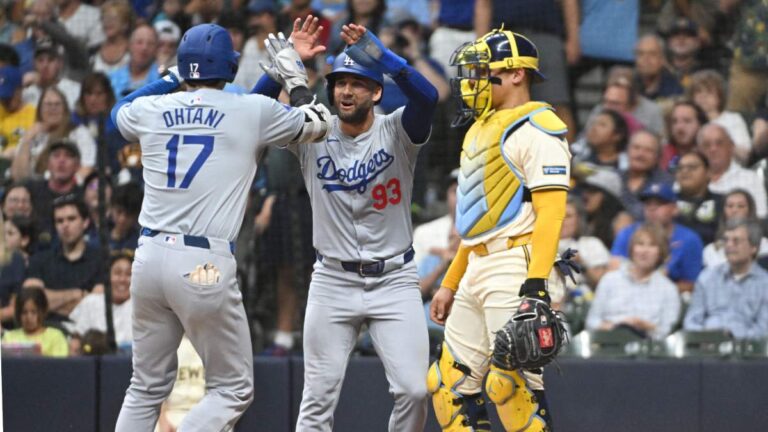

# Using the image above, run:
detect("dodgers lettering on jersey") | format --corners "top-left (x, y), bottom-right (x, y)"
top-left (115, 88), bottom-right (306, 241)
top-left (286, 107), bottom-right (425, 262)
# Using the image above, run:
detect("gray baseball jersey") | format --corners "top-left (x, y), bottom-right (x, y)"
top-left (116, 88), bottom-right (306, 241)
top-left (286, 107), bottom-right (423, 262)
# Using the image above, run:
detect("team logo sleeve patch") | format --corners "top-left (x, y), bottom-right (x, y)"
top-left (542, 166), bottom-right (567, 175)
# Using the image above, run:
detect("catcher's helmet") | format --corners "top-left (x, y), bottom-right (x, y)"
top-left (449, 29), bottom-right (544, 127)
top-left (177, 24), bottom-right (240, 82)
top-left (325, 53), bottom-right (383, 105)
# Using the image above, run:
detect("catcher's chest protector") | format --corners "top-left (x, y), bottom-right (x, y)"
top-left (456, 101), bottom-right (552, 239)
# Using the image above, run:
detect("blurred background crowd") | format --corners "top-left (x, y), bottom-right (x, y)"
top-left (0, 0), bottom-right (767, 362)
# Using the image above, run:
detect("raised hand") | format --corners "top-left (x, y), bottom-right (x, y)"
top-left (340, 23), bottom-right (367, 46)
top-left (290, 15), bottom-right (326, 61)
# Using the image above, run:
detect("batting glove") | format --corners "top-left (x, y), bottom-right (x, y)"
top-left (164, 65), bottom-right (184, 85)
top-left (263, 32), bottom-right (309, 94)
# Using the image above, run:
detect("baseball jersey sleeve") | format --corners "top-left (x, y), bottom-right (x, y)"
top-left (504, 123), bottom-right (570, 192)
top-left (256, 96), bottom-right (307, 149)
top-left (114, 98), bottom-right (147, 142)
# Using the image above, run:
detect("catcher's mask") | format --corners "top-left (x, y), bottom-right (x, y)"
top-left (449, 29), bottom-right (546, 127)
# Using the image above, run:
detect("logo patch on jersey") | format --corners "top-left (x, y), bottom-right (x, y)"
top-left (189, 63), bottom-right (200, 79)
top-left (542, 165), bottom-right (566, 175)
top-left (164, 235), bottom-right (177, 245)
top-left (316, 149), bottom-right (394, 193)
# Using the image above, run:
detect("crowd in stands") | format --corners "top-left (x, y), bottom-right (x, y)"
top-left (0, 0), bottom-right (768, 359)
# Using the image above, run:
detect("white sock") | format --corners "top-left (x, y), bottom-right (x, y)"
top-left (274, 331), bottom-right (294, 350)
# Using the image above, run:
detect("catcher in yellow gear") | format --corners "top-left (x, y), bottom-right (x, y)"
top-left (427, 29), bottom-right (571, 432)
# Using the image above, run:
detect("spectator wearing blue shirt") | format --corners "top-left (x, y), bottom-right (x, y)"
top-left (684, 219), bottom-right (768, 340)
top-left (611, 181), bottom-right (703, 294)
top-left (109, 25), bottom-right (160, 99)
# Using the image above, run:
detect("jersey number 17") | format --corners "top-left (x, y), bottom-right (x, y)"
top-left (165, 134), bottom-right (214, 189)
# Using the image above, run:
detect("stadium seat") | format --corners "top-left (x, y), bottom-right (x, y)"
top-left (568, 328), bottom-right (649, 358)
top-left (650, 330), bottom-right (734, 359)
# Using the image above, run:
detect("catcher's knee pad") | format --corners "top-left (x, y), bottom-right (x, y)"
top-left (427, 342), bottom-right (491, 431)
top-left (485, 365), bottom-right (549, 432)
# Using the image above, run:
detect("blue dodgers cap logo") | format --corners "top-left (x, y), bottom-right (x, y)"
top-left (542, 166), bottom-right (567, 175)
top-left (639, 181), bottom-right (676, 202)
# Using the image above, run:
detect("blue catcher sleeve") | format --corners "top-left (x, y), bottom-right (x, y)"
top-left (110, 74), bottom-right (180, 126)
top-left (394, 64), bottom-right (438, 143)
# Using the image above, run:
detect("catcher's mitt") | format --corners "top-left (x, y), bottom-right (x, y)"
top-left (492, 298), bottom-right (567, 370)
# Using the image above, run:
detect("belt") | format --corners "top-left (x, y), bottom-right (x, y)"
top-left (316, 247), bottom-right (415, 277)
top-left (468, 233), bottom-right (532, 257)
top-left (140, 228), bottom-right (235, 254)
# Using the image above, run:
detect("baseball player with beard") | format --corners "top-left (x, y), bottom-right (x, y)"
top-left (256, 19), bottom-right (438, 431)
top-left (111, 23), bottom-right (330, 432)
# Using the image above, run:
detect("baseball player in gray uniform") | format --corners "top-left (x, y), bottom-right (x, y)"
top-left (257, 22), bottom-right (438, 431)
top-left (110, 24), bottom-right (330, 432)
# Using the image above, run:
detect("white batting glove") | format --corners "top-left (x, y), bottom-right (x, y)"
top-left (264, 32), bottom-right (309, 93)
top-left (164, 65), bottom-right (184, 85)
top-left (186, 263), bottom-right (221, 286)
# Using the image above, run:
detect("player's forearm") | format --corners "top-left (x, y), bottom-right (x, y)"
top-left (441, 244), bottom-right (470, 292)
top-left (394, 64), bottom-right (438, 143)
top-left (527, 190), bottom-right (567, 280)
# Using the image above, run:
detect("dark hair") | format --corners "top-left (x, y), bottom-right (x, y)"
top-left (347, 0), bottom-right (386, 36)
top-left (669, 100), bottom-right (708, 128)
top-left (678, 149), bottom-right (710, 170)
top-left (2, 182), bottom-right (31, 208)
top-left (110, 249), bottom-right (134, 266)
top-left (14, 287), bottom-right (48, 327)
top-left (585, 191), bottom-right (626, 248)
top-left (598, 108), bottom-right (630, 152)
top-left (0, 43), bottom-right (20, 66)
top-left (8, 215), bottom-right (36, 253)
top-left (110, 182), bottom-right (143, 217)
top-left (52, 194), bottom-right (89, 220)
top-left (75, 72), bottom-right (116, 118)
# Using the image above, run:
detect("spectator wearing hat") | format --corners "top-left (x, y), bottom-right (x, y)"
top-left (91, 0), bottom-right (134, 74)
top-left (684, 218), bottom-right (768, 339)
top-left (698, 122), bottom-right (768, 218)
top-left (23, 139), bottom-right (83, 248)
top-left (22, 41), bottom-right (81, 110)
top-left (661, 99), bottom-right (708, 170)
top-left (620, 129), bottom-right (673, 220)
top-left (109, 24), bottom-right (160, 98)
top-left (0, 66), bottom-right (36, 159)
top-left (611, 181), bottom-right (704, 293)
top-left (580, 168), bottom-right (633, 249)
top-left (23, 194), bottom-right (104, 323)
top-left (57, 0), bottom-right (105, 49)
top-left (232, 0), bottom-right (278, 91)
top-left (634, 33), bottom-right (684, 108)
top-left (675, 150), bottom-right (723, 245)
top-left (11, 86), bottom-right (97, 181)
top-left (665, 17), bottom-right (704, 89)
top-left (153, 20), bottom-right (181, 74)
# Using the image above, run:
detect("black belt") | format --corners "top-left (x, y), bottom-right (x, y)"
top-left (140, 228), bottom-right (235, 254)
top-left (317, 247), bottom-right (415, 277)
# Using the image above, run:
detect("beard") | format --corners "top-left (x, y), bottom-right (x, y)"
top-left (336, 98), bottom-right (374, 125)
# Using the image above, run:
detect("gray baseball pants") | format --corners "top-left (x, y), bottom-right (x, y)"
top-left (115, 233), bottom-right (254, 432)
top-left (296, 259), bottom-right (430, 432)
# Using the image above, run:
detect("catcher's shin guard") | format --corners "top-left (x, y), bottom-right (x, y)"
top-left (485, 365), bottom-right (549, 432)
top-left (427, 342), bottom-right (491, 431)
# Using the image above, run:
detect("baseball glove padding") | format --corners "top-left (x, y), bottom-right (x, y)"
top-left (492, 298), bottom-right (567, 370)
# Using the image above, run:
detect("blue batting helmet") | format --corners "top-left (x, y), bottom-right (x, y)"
top-left (177, 24), bottom-right (240, 82)
top-left (325, 53), bottom-right (383, 105)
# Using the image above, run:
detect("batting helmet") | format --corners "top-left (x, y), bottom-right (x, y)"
top-left (325, 53), bottom-right (384, 105)
top-left (449, 29), bottom-right (545, 126)
top-left (177, 24), bottom-right (240, 82)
